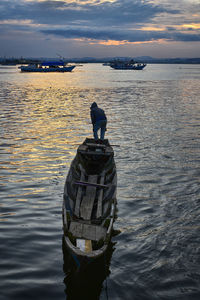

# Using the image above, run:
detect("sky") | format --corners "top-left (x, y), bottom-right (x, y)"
top-left (0, 0), bottom-right (200, 58)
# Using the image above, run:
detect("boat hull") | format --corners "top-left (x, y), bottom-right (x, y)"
top-left (110, 64), bottom-right (146, 70)
top-left (63, 197), bottom-right (117, 266)
top-left (20, 65), bottom-right (75, 72)
top-left (62, 138), bottom-right (117, 267)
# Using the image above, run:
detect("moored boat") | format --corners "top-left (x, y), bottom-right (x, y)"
top-left (19, 61), bottom-right (75, 72)
top-left (63, 138), bottom-right (117, 267)
top-left (110, 59), bottom-right (146, 70)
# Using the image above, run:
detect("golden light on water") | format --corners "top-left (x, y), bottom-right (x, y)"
top-left (2, 71), bottom-right (93, 205)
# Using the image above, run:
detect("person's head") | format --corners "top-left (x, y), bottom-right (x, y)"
top-left (90, 102), bottom-right (98, 109)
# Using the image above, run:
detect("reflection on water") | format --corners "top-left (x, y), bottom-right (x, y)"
top-left (62, 237), bottom-right (116, 300)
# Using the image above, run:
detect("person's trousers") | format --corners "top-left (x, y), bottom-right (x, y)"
top-left (93, 120), bottom-right (107, 140)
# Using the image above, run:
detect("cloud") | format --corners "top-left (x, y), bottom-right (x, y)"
top-left (0, 0), bottom-right (184, 40)
top-left (0, 0), bottom-right (199, 57)
top-left (172, 32), bottom-right (200, 42)
top-left (41, 27), bottom-right (200, 43)
top-left (0, 0), bottom-right (177, 27)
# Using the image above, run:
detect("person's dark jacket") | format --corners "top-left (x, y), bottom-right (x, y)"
top-left (90, 102), bottom-right (107, 125)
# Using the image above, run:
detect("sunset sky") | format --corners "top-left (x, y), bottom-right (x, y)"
top-left (0, 0), bottom-right (200, 58)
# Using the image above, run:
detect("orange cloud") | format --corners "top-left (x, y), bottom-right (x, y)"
top-left (182, 23), bottom-right (200, 29)
top-left (86, 38), bottom-right (167, 46)
top-left (140, 26), bottom-right (165, 31)
top-left (97, 40), bottom-right (129, 45)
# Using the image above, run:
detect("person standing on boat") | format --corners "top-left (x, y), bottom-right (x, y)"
top-left (90, 102), bottom-right (107, 142)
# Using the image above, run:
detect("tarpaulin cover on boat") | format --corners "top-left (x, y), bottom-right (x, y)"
top-left (41, 61), bottom-right (65, 66)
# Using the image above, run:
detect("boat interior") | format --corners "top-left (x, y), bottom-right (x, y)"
top-left (63, 139), bottom-right (117, 252)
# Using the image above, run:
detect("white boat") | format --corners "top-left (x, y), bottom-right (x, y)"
top-left (19, 61), bottom-right (75, 72)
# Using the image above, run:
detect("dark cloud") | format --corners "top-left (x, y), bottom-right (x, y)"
top-left (41, 27), bottom-right (200, 43)
top-left (172, 32), bottom-right (200, 42)
top-left (0, 0), bottom-right (177, 26)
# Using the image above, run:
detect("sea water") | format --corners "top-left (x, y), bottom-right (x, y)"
top-left (0, 63), bottom-right (200, 300)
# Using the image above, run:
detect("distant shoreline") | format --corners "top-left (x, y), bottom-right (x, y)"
top-left (0, 57), bottom-right (200, 65)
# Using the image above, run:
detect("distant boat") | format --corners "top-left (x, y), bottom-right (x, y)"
top-left (63, 138), bottom-right (117, 268)
top-left (110, 59), bottom-right (146, 70)
top-left (19, 61), bottom-right (76, 72)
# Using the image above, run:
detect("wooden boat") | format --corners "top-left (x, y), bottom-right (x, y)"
top-left (19, 61), bottom-right (75, 72)
top-left (63, 138), bottom-right (117, 267)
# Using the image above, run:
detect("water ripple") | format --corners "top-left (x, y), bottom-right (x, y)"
top-left (0, 64), bottom-right (200, 299)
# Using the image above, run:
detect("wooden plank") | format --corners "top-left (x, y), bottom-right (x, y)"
top-left (78, 150), bottom-right (110, 156)
top-left (70, 221), bottom-right (106, 241)
top-left (95, 226), bottom-right (106, 240)
top-left (74, 181), bottom-right (108, 188)
top-left (103, 201), bottom-right (110, 217)
top-left (80, 175), bottom-right (98, 220)
top-left (86, 143), bottom-right (106, 148)
top-left (82, 223), bottom-right (96, 240)
top-left (81, 224), bottom-right (106, 241)
top-left (70, 221), bottom-right (83, 237)
top-left (74, 165), bottom-right (85, 217)
top-left (96, 172), bottom-right (105, 218)
top-left (85, 240), bottom-right (92, 252)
